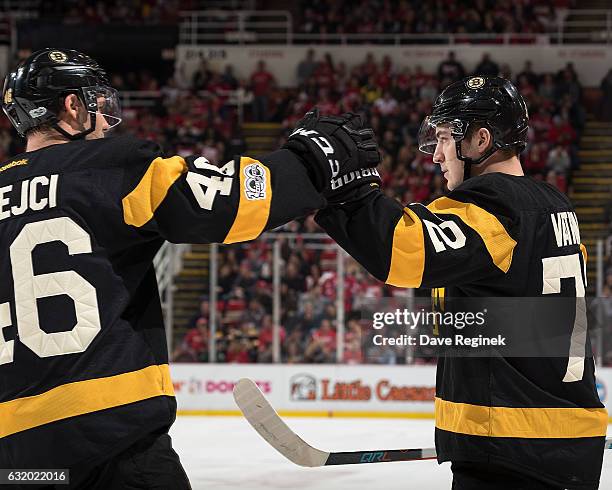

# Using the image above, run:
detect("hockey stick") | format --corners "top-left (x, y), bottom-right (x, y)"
top-left (233, 378), bottom-right (612, 467)
top-left (233, 378), bottom-right (436, 467)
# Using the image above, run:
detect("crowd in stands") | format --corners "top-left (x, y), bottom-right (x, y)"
top-left (298, 0), bottom-right (576, 39)
top-left (600, 207), bottom-right (612, 364)
top-left (38, 1), bottom-right (181, 24)
top-left (8, 0), bottom-right (575, 36)
top-left (14, 1), bottom-right (251, 24)
top-left (0, 66), bottom-right (250, 163)
top-left (589, 71), bottom-right (612, 364)
top-left (171, 235), bottom-right (414, 364)
top-left (168, 49), bottom-right (589, 364)
top-left (0, 46), bottom-right (603, 365)
top-left (284, 50), bottom-right (584, 193)
top-left (111, 67), bottom-right (248, 164)
top-left (605, 201), bottom-right (612, 299)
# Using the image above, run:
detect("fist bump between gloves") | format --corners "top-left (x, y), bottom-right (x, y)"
top-left (283, 108), bottom-right (382, 204)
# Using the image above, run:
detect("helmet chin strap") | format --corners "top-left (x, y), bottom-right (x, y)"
top-left (455, 140), bottom-right (498, 182)
top-left (51, 87), bottom-right (98, 141)
top-left (52, 114), bottom-right (96, 140)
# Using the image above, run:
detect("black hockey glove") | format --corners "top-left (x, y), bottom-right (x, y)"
top-left (283, 108), bottom-right (381, 193)
top-left (325, 166), bottom-right (383, 205)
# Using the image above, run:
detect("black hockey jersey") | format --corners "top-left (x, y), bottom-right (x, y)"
top-left (316, 172), bottom-right (608, 490)
top-left (0, 135), bottom-right (324, 476)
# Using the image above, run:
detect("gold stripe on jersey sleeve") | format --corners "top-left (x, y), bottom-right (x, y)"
top-left (0, 364), bottom-right (175, 438)
top-left (386, 207), bottom-right (425, 288)
top-left (223, 157), bottom-right (272, 244)
top-left (435, 397), bottom-right (608, 439)
top-left (427, 197), bottom-right (516, 273)
top-left (123, 156), bottom-right (187, 227)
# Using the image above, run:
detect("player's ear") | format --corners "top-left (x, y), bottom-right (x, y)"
top-left (61, 94), bottom-right (89, 129)
top-left (62, 94), bottom-right (80, 118)
top-left (476, 127), bottom-right (492, 155)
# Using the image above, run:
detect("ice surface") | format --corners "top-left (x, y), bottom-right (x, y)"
top-left (171, 417), bottom-right (612, 490)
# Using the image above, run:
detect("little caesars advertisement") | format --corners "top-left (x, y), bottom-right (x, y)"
top-left (170, 363), bottom-right (611, 416)
top-left (170, 364), bottom-right (437, 415)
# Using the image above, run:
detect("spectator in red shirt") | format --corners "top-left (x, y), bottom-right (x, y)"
top-left (547, 115), bottom-right (576, 147)
top-left (207, 73), bottom-right (231, 104)
top-left (412, 65), bottom-right (430, 90)
top-left (316, 88), bottom-right (340, 116)
top-left (411, 175), bottom-right (432, 203)
top-left (344, 319), bottom-right (364, 364)
top-left (257, 315), bottom-right (286, 362)
top-left (376, 55), bottom-right (393, 91)
top-left (172, 317), bottom-right (209, 362)
top-left (545, 169), bottom-right (567, 193)
top-left (530, 107), bottom-right (553, 142)
top-left (226, 339), bottom-right (251, 363)
top-left (523, 143), bottom-right (547, 176)
top-left (304, 319), bottom-right (337, 363)
top-left (314, 54), bottom-right (336, 91)
top-left (341, 77), bottom-right (362, 107)
top-left (250, 60), bottom-right (276, 122)
top-left (283, 101), bottom-right (307, 129)
top-left (312, 319), bottom-right (337, 350)
top-left (517, 74), bottom-right (536, 102)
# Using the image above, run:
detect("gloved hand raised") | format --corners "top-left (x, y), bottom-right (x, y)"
top-left (283, 108), bottom-right (381, 193)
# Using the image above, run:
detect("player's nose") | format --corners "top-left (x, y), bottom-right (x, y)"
top-left (433, 142), bottom-right (444, 165)
top-left (100, 115), bottom-right (110, 132)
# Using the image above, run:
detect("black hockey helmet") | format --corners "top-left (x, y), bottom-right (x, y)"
top-left (2, 48), bottom-right (121, 139)
top-left (418, 76), bottom-right (528, 178)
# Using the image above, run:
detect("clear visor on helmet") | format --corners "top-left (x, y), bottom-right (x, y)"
top-left (417, 116), bottom-right (468, 155)
top-left (89, 86), bottom-right (122, 129)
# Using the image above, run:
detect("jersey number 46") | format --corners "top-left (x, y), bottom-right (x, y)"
top-left (0, 217), bottom-right (101, 365)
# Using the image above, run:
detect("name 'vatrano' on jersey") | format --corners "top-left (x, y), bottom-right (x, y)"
top-left (550, 211), bottom-right (581, 248)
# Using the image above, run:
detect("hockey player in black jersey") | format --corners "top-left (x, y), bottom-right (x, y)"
top-left (0, 49), bottom-right (379, 488)
top-left (299, 77), bottom-right (609, 489)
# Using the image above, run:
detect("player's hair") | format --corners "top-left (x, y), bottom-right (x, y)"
top-left (464, 123), bottom-right (519, 160)
top-left (25, 95), bottom-right (73, 138)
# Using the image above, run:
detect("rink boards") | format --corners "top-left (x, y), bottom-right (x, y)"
top-left (170, 364), bottom-right (612, 420)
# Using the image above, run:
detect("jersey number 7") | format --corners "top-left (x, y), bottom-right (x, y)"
top-left (542, 253), bottom-right (587, 383)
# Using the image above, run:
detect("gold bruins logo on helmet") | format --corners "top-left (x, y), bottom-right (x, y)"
top-left (3, 88), bottom-right (12, 105)
top-left (48, 51), bottom-right (68, 63)
top-left (466, 77), bottom-right (485, 89)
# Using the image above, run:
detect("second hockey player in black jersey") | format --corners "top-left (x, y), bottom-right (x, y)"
top-left (0, 49), bottom-right (379, 488)
top-left (306, 77), bottom-right (609, 489)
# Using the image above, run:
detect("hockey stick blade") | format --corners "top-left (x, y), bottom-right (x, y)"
top-left (234, 379), bottom-right (612, 466)
top-left (233, 378), bottom-right (437, 467)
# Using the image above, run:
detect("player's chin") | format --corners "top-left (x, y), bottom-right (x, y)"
top-left (85, 131), bottom-right (106, 140)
